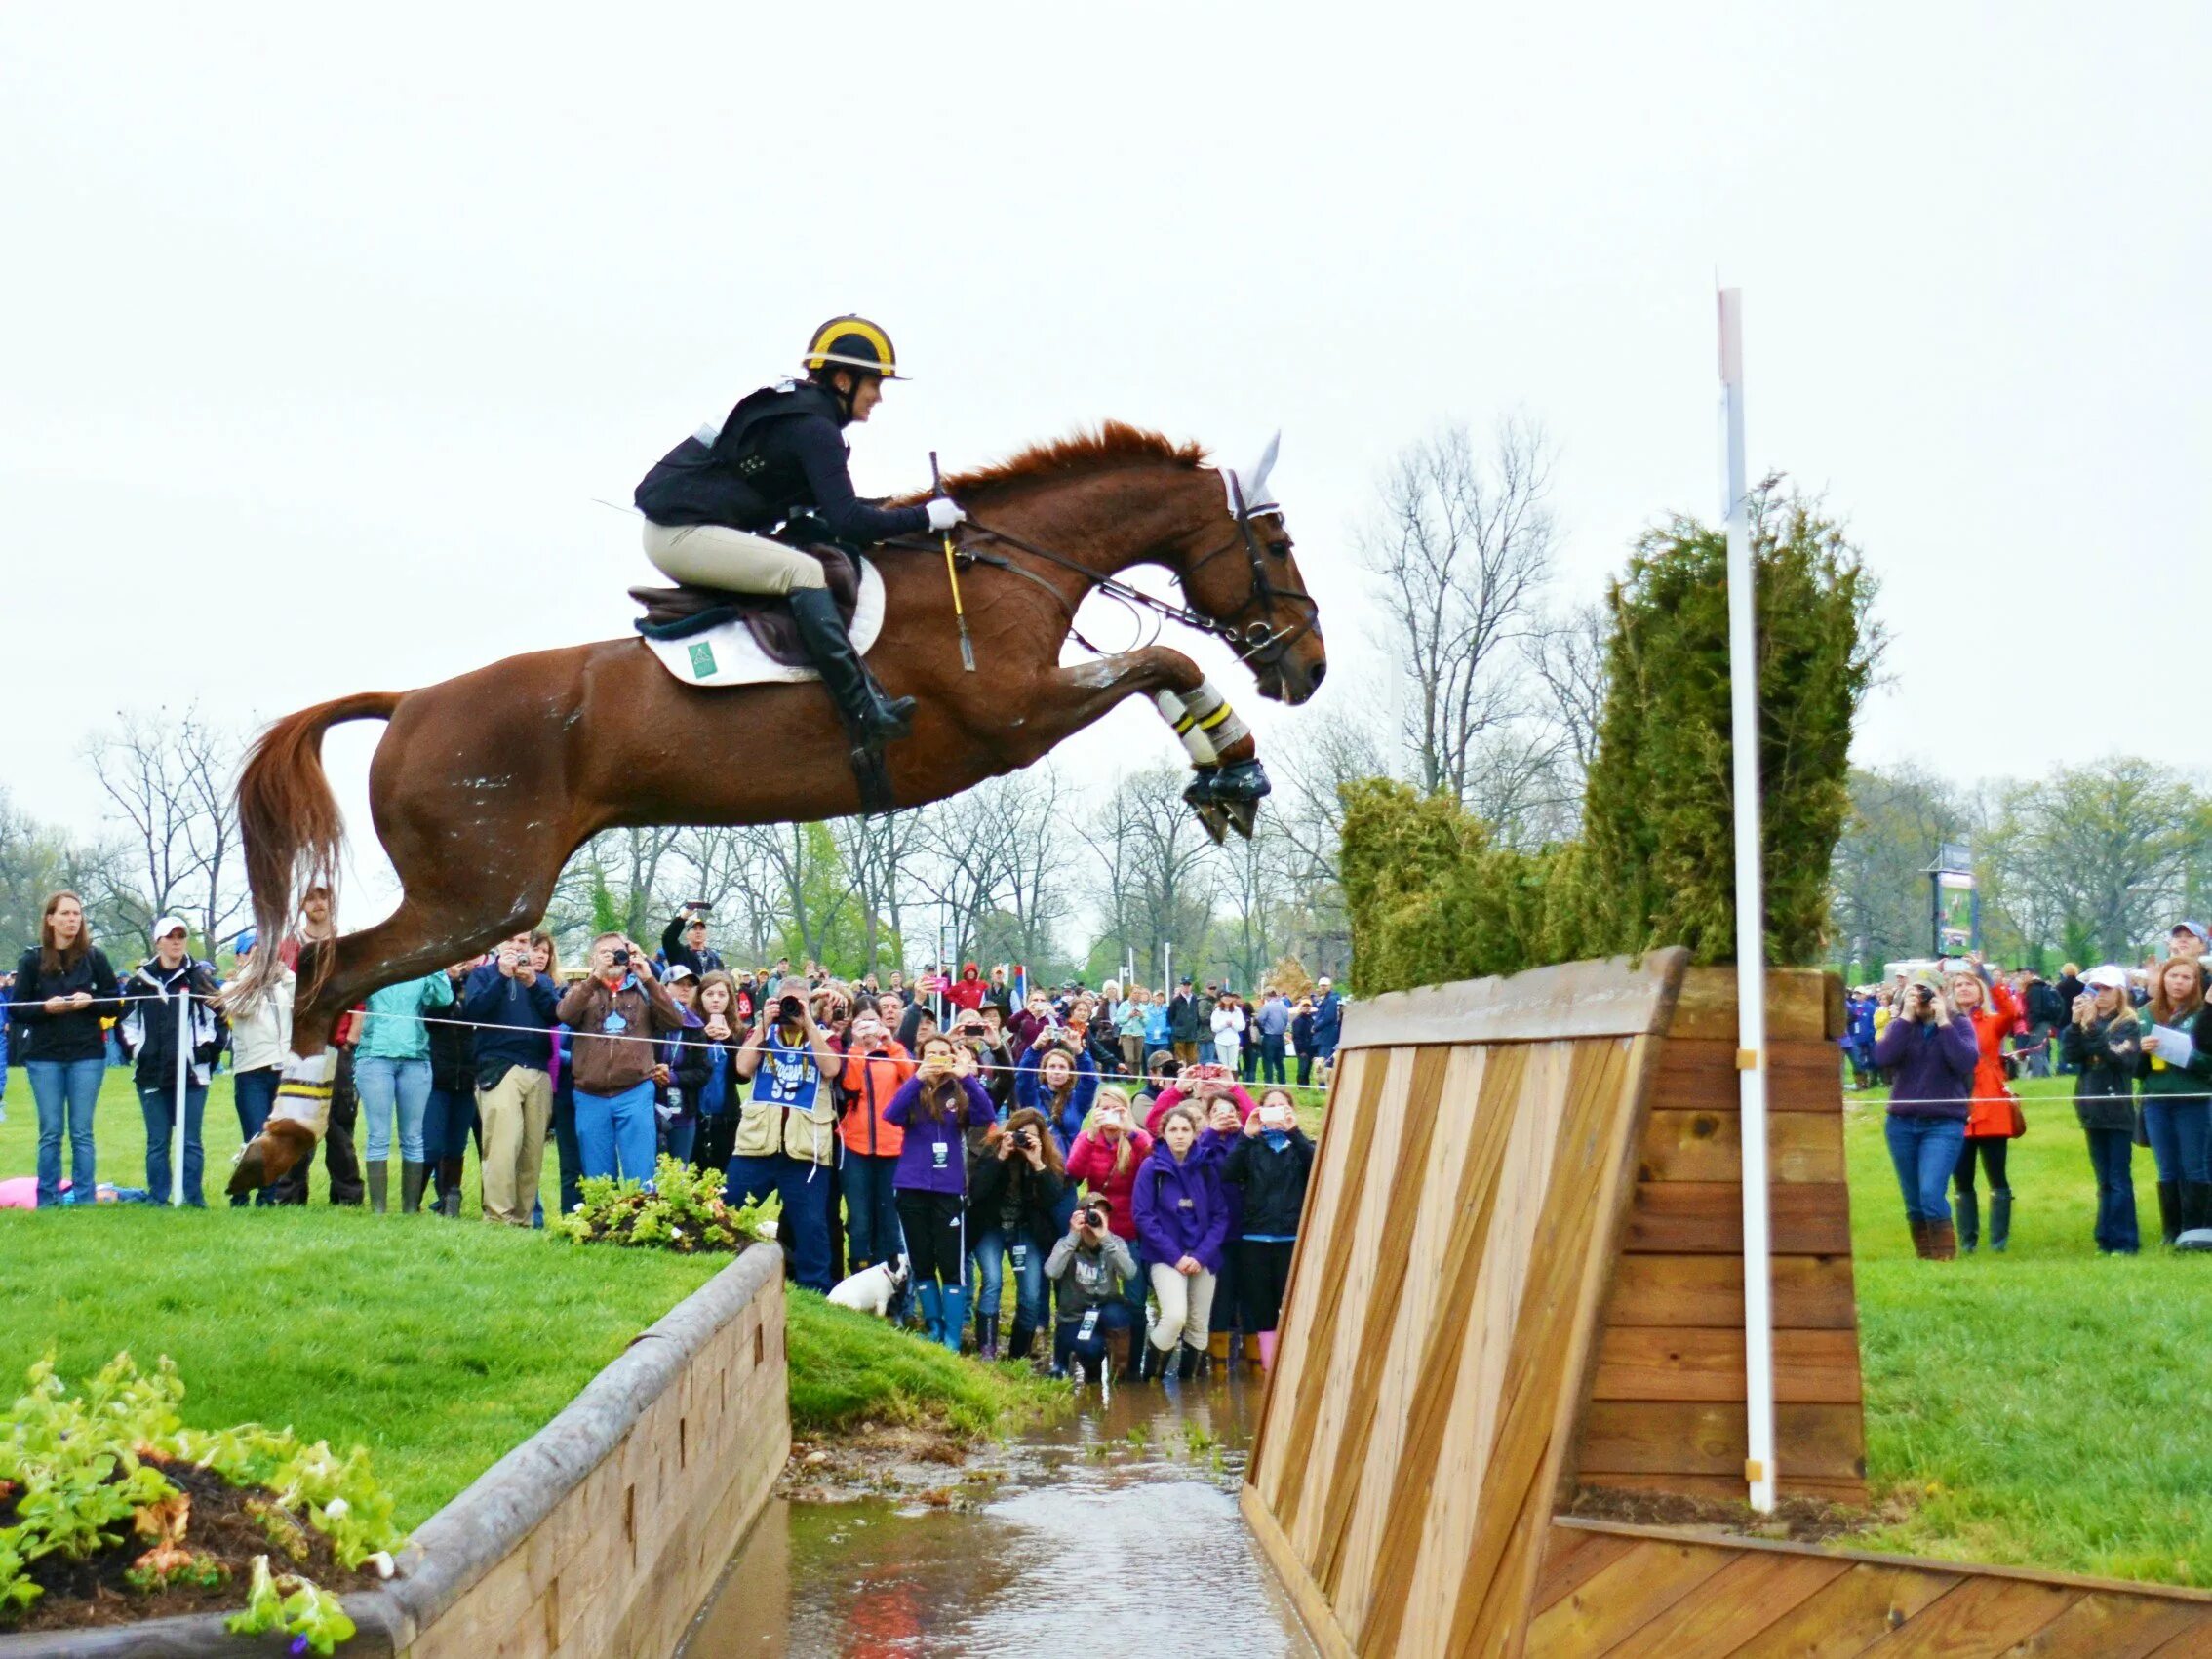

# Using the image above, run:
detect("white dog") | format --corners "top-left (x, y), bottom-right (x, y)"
top-left (827, 1257), bottom-right (910, 1317)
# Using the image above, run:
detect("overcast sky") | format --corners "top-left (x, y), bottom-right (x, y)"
top-left (5, 3), bottom-right (2205, 918)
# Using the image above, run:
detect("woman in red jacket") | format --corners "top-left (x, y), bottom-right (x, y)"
top-left (1949, 956), bottom-right (2023, 1253)
top-left (1065, 1086), bottom-right (1155, 1376)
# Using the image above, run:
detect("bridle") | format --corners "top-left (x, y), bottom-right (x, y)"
top-left (911, 475), bottom-right (1320, 667)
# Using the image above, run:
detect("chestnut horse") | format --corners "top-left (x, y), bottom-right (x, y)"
top-left (225, 424), bottom-right (1325, 1188)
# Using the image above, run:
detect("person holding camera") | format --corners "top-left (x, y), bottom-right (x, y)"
top-left (460, 929), bottom-right (563, 1225)
top-left (1065, 1086), bottom-right (1156, 1373)
top-left (731, 975), bottom-right (847, 1292)
top-left (556, 934), bottom-right (685, 1188)
top-left (2139, 955), bottom-right (2212, 1245)
top-left (884, 1034), bottom-right (998, 1349)
top-left (1143, 1063), bottom-right (1255, 1137)
top-left (835, 1008), bottom-right (915, 1276)
top-left (968, 1105), bottom-right (1066, 1361)
top-left (2061, 965), bottom-right (2144, 1254)
top-left (1047, 1197), bottom-right (1139, 1381)
top-left (1946, 954), bottom-right (2024, 1254)
top-left (1872, 968), bottom-right (1979, 1259)
top-left (1016, 1029), bottom-right (1099, 1153)
top-left (677, 970), bottom-right (745, 1181)
top-left (1225, 1087), bottom-right (1314, 1370)
top-left (660, 903), bottom-right (725, 979)
top-left (1132, 1102), bottom-right (1233, 1381)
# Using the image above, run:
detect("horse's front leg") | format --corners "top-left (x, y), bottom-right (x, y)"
top-left (1021, 649), bottom-right (1269, 842)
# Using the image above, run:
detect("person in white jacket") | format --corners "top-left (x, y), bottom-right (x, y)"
top-left (1210, 995), bottom-right (1247, 1078)
top-left (222, 930), bottom-right (294, 1210)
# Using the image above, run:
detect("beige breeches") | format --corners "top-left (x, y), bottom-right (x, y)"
top-left (642, 520), bottom-right (827, 594)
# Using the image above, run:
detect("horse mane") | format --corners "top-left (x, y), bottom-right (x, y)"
top-left (930, 422), bottom-right (1209, 504)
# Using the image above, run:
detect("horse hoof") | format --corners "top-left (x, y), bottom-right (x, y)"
top-left (1213, 759), bottom-right (1273, 803)
top-left (1226, 797), bottom-right (1258, 839)
top-left (1182, 767), bottom-right (1222, 810)
top-left (226, 1138), bottom-right (269, 1197)
top-left (1195, 802), bottom-right (1231, 845)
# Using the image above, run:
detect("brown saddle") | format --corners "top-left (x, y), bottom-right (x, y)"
top-left (629, 542), bottom-right (864, 670)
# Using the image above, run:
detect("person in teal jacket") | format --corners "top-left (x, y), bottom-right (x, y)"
top-left (353, 969), bottom-right (456, 1213)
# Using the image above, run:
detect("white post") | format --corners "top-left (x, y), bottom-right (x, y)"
top-left (171, 979), bottom-right (190, 1208)
top-left (1162, 942), bottom-right (1172, 998)
top-left (1719, 286), bottom-right (1776, 1514)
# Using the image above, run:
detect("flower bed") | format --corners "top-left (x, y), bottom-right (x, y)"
top-left (547, 1154), bottom-right (779, 1252)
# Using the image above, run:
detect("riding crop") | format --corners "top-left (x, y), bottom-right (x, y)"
top-left (930, 451), bottom-right (977, 672)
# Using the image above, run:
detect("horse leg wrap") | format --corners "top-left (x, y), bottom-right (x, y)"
top-left (268, 1049), bottom-right (337, 1136)
top-left (1155, 681), bottom-right (1254, 768)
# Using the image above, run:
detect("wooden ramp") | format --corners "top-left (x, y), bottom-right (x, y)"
top-left (1242, 951), bottom-right (1693, 1659)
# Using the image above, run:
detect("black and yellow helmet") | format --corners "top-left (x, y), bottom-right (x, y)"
top-left (801, 315), bottom-right (906, 380)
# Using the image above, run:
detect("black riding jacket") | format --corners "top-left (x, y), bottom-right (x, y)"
top-left (634, 380), bottom-right (931, 546)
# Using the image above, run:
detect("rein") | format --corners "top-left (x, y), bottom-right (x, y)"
top-left (887, 490), bottom-right (1320, 667)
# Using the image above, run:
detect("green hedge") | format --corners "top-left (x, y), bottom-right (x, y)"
top-left (1343, 484), bottom-right (1878, 995)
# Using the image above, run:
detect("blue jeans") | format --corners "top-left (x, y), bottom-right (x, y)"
top-left (2143, 1098), bottom-right (2211, 1185)
top-left (29, 1057), bottom-right (103, 1208)
top-left (353, 1054), bottom-right (431, 1165)
top-left (139, 1083), bottom-right (208, 1207)
top-left (1884, 1113), bottom-right (1965, 1227)
top-left (1053, 1300), bottom-right (1132, 1371)
top-left (1259, 1034), bottom-right (1286, 1086)
top-left (663, 1117), bottom-right (696, 1165)
top-left (970, 1225), bottom-right (1050, 1330)
top-left (2085, 1127), bottom-right (2141, 1253)
top-left (841, 1151), bottom-right (903, 1267)
top-left (421, 1086), bottom-right (477, 1161)
top-left (729, 1152), bottom-right (835, 1292)
top-left (232, 1069), bottom-right (281, 1207)
top-left (574, 1080), bottom-right (658, 1184)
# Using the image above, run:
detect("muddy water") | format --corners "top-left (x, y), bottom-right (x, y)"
top-left (677, 1370), bottom-right (1317, 1657)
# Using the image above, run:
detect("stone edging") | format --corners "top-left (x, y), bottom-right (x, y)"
top-left (0, 1243), bottom-right (786, 1658)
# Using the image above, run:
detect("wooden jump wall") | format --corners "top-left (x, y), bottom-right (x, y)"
top-left (1243, 952), bottom-right (2212, 1658)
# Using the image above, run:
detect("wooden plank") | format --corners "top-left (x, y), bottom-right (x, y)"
top-left (1668, 968), bottom-right (1837, 1042)
top-left (1726, 1560), bottom-right (1967, 1659)
top-left (1571, 1469), bottom-right (1871, 1505)
top-left (1647, 1039), bottom-right (1845, 1113)
top-left (1638, 1108), bottom-right (1846, 1183)
top-left (1851, 1575), bottom-right (2081, 1656)
top-left (1523, 1538), bottom-right (1736, 1657)
top-left (1603, 1252), bottom-right (1859, 1330)
top-left (1575, 1402), bottom-right (1866, 1481)
top-left (1336, 948), bottom-right (1688, 1050)
top-left (1624, 1181), bottom-right (1853, 1254)
top-left (1241, 1484), bottom-right (1355, 1659)
top-left (1529, 1528), bottom-right (1642, 1616)
top-left (2145, 1621), bottom-right (2212, 1657)
top-left (1994, 1593), bottom-right (2210, 1659)
top-left (1591, 1327), bottom-right (1865, 1403)
top-left (1598, 1549), bottom-right (1855, 1658)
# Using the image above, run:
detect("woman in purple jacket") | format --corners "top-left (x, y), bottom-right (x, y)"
top-left (1131, 1103), bottom-right (1232, 1381)
top-left (883, 1035), bottom-right (997, 1352)
top-left (1873, 971), bottom-right (1981, 1259)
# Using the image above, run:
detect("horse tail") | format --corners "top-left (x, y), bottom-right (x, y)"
top-left (232, 691), bottom-right (404, 1004)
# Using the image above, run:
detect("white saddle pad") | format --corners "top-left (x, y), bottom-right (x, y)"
top-left (640, 558), bottom-right (886, 688)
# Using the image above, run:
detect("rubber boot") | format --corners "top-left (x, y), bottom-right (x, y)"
top-left (1925, 1220), bottom-right (1957, 1261)
top-left (1209, 1330), bottom-right (1232, 1373)
top-left (400, 1162), bottom-right (428, 1215)
top-left (1953, 1189), bottom-right (1979, 1255)
top-left (1256, 1330), bottom-right (1278, 1370)
top-left (437, 1157), bottom-right (465, 1217)
top-left (1989, 1190), bottom-right (2012, 1253)
top-left (1908, 1218), bottom-right (1931, 1259)
top-left (2177, 1182), bottom-right (2212, 1250)
top-left (938, 1284), bottom-right (969, 1354)
top-left (1140, 1340), bottom-right (1170, 1383)
top-left (978, 1313), bottom-right (1001, 1362)
top-left (2157, 1181), bottom-right (2181, 1247)
top-left (1176, 1345), bottom-right (1200, 1381)
top-left (916, 1283), bottom-right (944, 1346)
top-left (1007, 1320), bottom-right (1035, 1362)
top-left (440, 1183), bottom-right (462, 1220)
top-left (1243, 1333), bottom-right (1264, 1370)
top-left (1102, 1325), bottom-right (1131, 1383)
top-left (788, 586), bottom-right (915, 745)
top-left (367, 1163), bottom-right (388, 1215)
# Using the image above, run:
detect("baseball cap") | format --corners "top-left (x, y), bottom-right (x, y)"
top-left (664, 963), bottom-right (697, 984)
top-left (2173, 922), bottom-right (2209, 945)
top-left (151, 915), bottom-right (189, 943)
top-left (2083, 965), bottom-right (2131, 993)
top-left (232, 928), bottom-right (259, 956)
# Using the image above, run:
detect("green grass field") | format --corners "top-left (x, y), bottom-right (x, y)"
top-left (0, 1067), bottom-right (1051, 1531)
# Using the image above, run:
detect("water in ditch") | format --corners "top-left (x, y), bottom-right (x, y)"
top-left (676, 1364), bottom-right (1317, 1657)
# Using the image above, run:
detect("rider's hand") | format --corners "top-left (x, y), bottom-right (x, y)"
top-left (926, 497), bottom-right (966, 533)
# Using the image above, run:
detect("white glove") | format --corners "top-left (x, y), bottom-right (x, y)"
top-left (926, 496), bottom-right (966, 533)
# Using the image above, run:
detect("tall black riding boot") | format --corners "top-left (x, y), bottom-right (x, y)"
top-left (2176, 1181), bottom-right (2212, 1249)
top-left (400, 1161), bottom-right (428, 1215)
top-left (1989, 1189), bottom-right (2012, 1253)
top-left (1953, 1189), bottom-right (1979, 1255)
top-left (2157, 1181), bottom-right (2182, 1247)
top-left (788, 586), bottom-right (914, 745)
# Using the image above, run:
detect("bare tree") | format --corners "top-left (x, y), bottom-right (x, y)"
top-left (831, 809), bottom-right (928, 974)
top-left (1527, 599), bottom-right (1609, 785)
top-left (1358, 416), bottom-right (1558, 806)
top-left (83, 706), bottom-right (246, 948)
top-left (1079, 767), bottom-right (1217, 986)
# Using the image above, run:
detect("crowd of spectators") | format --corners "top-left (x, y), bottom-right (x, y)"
top-left (4, 893), bottom-right (1337, 1386)
top-left (1847, 925), bottom-right (2212, 1261)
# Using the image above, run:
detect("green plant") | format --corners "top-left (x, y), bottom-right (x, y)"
top-left (125, 1553), bottom-right (229, 1594)
top-left (550, 1155), bottom-right (780, 1252)
top-left (227, 1554), bottom-right (357, 1655)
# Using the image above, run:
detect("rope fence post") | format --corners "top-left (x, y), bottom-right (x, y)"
top-left (172, 981), bottom-right (190, 1208)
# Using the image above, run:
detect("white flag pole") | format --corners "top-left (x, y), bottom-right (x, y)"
top-left (1719, 286), bottom-right (1776, 1514)
top-left (172, 982), bottom-right (190, 1208)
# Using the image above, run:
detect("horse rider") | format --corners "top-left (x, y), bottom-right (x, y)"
top-left (633, 316), bottom-right (964, 745)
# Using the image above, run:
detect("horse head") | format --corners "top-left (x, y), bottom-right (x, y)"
top-left (1173, 433), bottom-right (1327, 705)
